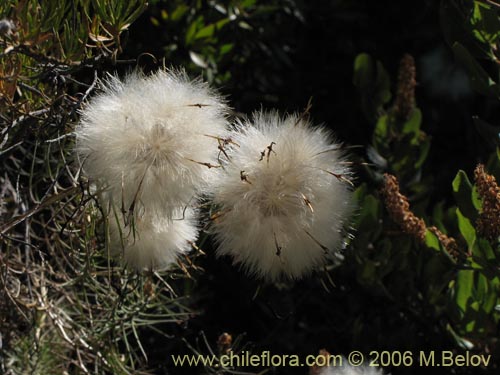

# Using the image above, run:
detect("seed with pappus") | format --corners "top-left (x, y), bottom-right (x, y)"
top-left (75, 69), bottom-right (229, 218)
top-left (209, 111), bottom-right (353, 281)
top-left (108, 208), bottom-right (199, 270)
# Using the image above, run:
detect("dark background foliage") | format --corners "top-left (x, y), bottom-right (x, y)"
top-left (119, 1), bottom-right (499, 374)
top-left (124, 0), bottom-right (486, 202)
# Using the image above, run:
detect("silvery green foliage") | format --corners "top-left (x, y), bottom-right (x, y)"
top-left (209, 111), bottom-right (353, 281)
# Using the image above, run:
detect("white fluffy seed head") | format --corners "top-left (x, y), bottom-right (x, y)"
top-left (108, 208), bottom-right (199, 270)
top-left (210, 111), bottom-right (353, 281)
top-left (75, 69), bottom-right (229, 218)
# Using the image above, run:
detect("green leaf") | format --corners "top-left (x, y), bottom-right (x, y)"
top-left (452, 170), bottom-right (479, 221)
top-left (171, 4), bottom-right (189, 21)
top-left (195, 23), bottom-right (215, 39)
top-left (471, 2), bottom-right (500, 46)
top-left (353, 53), bottom-right (373, 87)
top-left (120, 0), bottom-right (147, 28)
top-left (373, 114), bottom-right (389, 151)
top-left (240, 0), bottom-right (257, 8)
top-left (455, 269), bottom-right (474, 313)
top-left (425, 229), bottom-right (441, 251)
top-left (475, 273), bottom-right (498, 314)
top-left (475, 238), bottom-right (496, 262)
top-left (219, 43), bottom-right (234, 56)
top-left (195, 18), bottom-right (230, 40)
top-left (432, 201), bottom-right (446, 230)
top-left (471, 239), bottom-right (498, 279)
top-left (414, 138), bottom-right (430, 170)
top-left (185, 16), bottom-right (204, 45)
top-left (456, 208), bottom-right (477, 250)
top-left (150, 17), bottom-right (160, 27)
top-left (452, 42), bottom-right (499, 97)
top-left (353, 53), bottom-right (391, 121)
top-left (440, 1), bottom-right (491, 59)
top-left (401, 108), bottom-right (422, 140)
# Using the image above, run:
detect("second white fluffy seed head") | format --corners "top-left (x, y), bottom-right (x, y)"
top-left (75, 69), bottom-right (229, 218)
top-left (210, 111), bottom-right (353, 281)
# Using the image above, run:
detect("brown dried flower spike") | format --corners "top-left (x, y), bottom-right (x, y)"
top-left (381, 174), bottom-right (462, 259)
top-left (392, 54), bottom-right (417, 122)
top-left (428, 225), bottom-right (461, 260)
top-left (474, 164), bottom-right (500, 241)
top-left (381, 173), bottom-right (426, 241)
